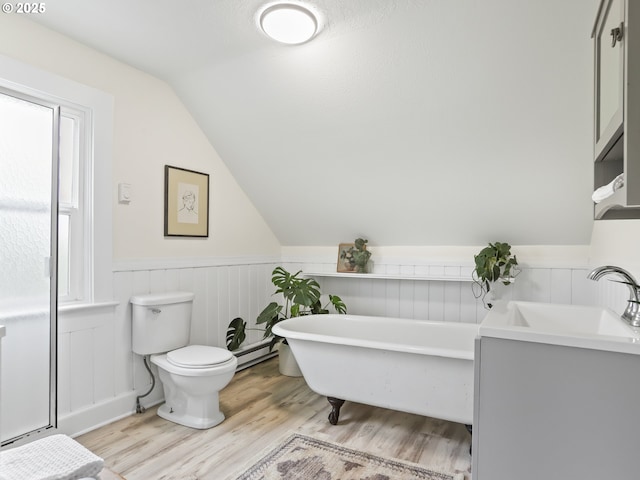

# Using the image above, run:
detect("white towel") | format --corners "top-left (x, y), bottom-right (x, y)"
top-left (592, 173), bottom-right (624, 203)
top-left (0, 434), bottom-right (104, 480)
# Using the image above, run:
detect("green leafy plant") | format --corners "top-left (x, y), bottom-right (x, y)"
top-left (472, 242), bottom-right (519, 308)
top-left (226, 266), bottom-right (347, 352)
top-left (340, 238), bottom-right (372, 273)
top-left (226, 317), bottom-right (246, 351)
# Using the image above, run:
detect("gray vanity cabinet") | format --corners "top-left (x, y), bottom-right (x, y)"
top-left (593, 0), bottom-right (640, 218)
top-left (472, 337), bottom-right (640, 479)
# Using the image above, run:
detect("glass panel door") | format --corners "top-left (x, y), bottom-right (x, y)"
top-left (0, 89), bottom-right (58, 445)
top-left (595, 0), bottom-right (625, 158)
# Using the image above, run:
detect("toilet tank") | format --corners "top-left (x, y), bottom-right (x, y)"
top-left (130, 291), bottom-right (195, 355)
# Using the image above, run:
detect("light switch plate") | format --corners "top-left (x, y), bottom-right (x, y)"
top-left (118, 183), bottom-right (132, 204)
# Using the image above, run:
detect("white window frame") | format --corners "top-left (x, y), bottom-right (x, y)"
top-left (58, 107), bottom-right (90, 303)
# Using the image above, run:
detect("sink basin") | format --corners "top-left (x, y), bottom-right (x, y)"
top-left (506, 302), bottom-right (633, 337)
top-left (480, 301), bottom-right (640, 355)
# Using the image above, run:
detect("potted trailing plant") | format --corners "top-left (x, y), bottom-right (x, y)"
top-left (226, 266), bottom-right (347, 376)
top-left (472, 241), bottom-right (519, 308)
top-left (340, 238), bottom-right (372, 273)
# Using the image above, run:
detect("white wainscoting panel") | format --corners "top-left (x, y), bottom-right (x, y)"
top-left (283, 260), bottom-right (598, 324)
top-left (54, 254), bottom-right (634, 439)
top-left (112, 262), bottom-right (278, 399)
top-left (56, 258), bottom-right (278, 437)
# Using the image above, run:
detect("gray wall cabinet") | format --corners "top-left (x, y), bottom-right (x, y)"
top-left (593, 0), bottom-right (640, 218)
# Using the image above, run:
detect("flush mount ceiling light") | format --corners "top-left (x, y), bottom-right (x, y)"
top-left (260, 3), bottom-right (318, 45)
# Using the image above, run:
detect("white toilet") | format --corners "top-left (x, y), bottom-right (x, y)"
top-left (130, 291), bottom-right (237, 429)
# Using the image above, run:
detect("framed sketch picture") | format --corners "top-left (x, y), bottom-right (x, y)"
top-left (164, 165), bottom-right (210, 237)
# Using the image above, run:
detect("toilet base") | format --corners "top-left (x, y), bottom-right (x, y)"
top-left (157, 402), bottom-right (225, 429)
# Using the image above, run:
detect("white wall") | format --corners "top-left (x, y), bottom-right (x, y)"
top-left (0, 14), bottom-right (281, 260)
top-left (590, 220), bottom-right (640, 273)
top-left (293, 240), bottom-right (639, 323)
top-left (282, 244), bottom-right (599, 323)
top-left (176, 0), bottom-right (598, 247)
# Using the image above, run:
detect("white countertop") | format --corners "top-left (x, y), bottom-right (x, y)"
top-left (479, 301), bottom-right (640, 355)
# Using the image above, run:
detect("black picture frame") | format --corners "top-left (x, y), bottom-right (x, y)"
top-left (164, 165), bottom-right (210, 237)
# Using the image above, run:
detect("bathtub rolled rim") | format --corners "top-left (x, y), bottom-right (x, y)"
top-left (272, 314), bottom-right (477, 361)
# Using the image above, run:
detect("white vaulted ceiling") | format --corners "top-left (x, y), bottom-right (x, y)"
top-left (32, 0), bottom-right (598, 246)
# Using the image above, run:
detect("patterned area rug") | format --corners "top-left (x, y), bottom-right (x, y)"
top-left (235, 433), bottom-right (464, 480)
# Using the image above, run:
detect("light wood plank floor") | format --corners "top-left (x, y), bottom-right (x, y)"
top-left (78, 358), bottom-right (472, 479)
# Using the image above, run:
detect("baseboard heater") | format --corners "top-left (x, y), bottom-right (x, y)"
top-left (232, 339), bottom-right (277, 371)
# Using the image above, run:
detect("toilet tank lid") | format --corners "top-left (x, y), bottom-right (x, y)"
top-left (130, 291), bottom-right (194, 306)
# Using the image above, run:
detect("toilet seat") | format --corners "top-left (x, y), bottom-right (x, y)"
top-left (167, 345), bottom-right (234, 369)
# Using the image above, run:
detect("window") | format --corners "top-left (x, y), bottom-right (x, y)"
top-left (58, 107), bottom-right (90, 302)
top-left (0, 52), bottom-right (114, 306)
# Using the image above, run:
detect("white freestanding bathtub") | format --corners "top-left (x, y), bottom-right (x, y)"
top-left (272, 314), bottom-right (478, 426)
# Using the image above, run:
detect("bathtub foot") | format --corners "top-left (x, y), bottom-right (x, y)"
top-left (465, 424), bottom-right (472, 455)
top-left (327, 397), bottom-right (345, 425)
